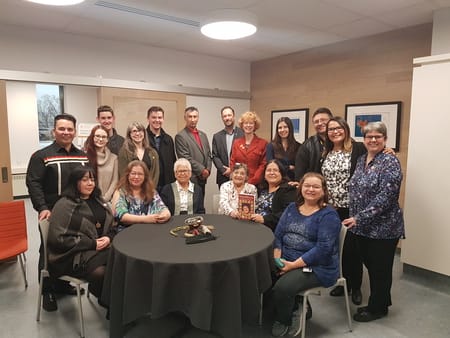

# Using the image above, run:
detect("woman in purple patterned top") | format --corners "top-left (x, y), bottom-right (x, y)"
top-left (343, 121), bottom-right (404, 323)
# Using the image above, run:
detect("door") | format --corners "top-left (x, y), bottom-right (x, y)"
top-left (0, 80), bottom-right (13, 201)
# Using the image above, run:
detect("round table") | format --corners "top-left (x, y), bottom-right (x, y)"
top-left (102, 214), bottom-right (274, 338)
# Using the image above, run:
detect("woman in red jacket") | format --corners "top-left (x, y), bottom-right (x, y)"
top-left (230, 111), bottom-right (267, 185)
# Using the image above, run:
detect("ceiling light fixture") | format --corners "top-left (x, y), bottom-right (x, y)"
top-left (27, 0), bottom-right (85, 5)
top-left (201, 9), bottom-right (257, 40)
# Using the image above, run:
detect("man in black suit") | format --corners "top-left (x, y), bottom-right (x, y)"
top-left (212, 106), bottom-right (244, 188)
top-left (175, 106), bottom-right (212, 199)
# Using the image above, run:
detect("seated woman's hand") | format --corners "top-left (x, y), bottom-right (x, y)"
top-left (96, 236), bottom-right (111, 251)
top-left (230, 210), bottom-right (240, 219)
top-left (278, 259), bottom-right (298, 275)
top-left (155, 209), bottom-right (171, 223)
top-left (250, 214), bottom-right (264, 223)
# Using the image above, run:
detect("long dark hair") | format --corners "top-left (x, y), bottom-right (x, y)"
top-left (323, 116), bottom-right (353, 157)
top-left (84, 125), bottom-right (109, 177)
top-left (258, 159), bottom-right (289, 191)
top-left (295, 172), bottom-right (329, 209)
top-left (271, 117), bottom-right (300, 162)
top-left (62, 166), bottom-right (101, 200)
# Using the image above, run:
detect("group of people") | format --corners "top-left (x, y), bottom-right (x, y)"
top-left (25, 104), bottom-right (404, 338)
top-left (270, 109), bottom-right (404, 336)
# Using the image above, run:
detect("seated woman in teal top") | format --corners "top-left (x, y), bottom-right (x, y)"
top-left (111, 160), bottom-right (170, 230)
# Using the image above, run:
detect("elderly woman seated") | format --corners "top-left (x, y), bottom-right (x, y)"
top-left (218, 163), bottom-right (257, 218)
top-left (160, 158), bottom-right (205, 215)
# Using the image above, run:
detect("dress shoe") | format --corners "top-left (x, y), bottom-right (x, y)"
top-left (329, 286), bottom-right (347, 297)
top-left (54, 283), bottom-right (85, 296)
top-left (357, 306), bottom-right (389, 314)
top-left (351, 289), bottom-right (362, 305)
top-left (42, 292), bottom-right (58, 312)
top-left (357, 306), bottom-right (369, 314)
top-left (353, 309), bottom-right (387, 322)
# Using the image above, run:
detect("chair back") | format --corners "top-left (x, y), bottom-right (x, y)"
top-left (338, 224), bottom-right (348, 279)
top-left (38, 218), bottom-right (50, 271)
top-left (0, 200), bottom-right (28, 259)
top-left (212, 194), bottom-right (220, 214)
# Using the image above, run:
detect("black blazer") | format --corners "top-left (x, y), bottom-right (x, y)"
top-left (160, 182), bottom-right (205, 215)
top-left (212, 127), bottom-right (244, 186)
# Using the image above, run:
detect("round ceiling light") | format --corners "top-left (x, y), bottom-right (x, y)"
top-left (201, 9), bottom-right (257, 40)
top-left (27, 0), bottom-right (85, 5)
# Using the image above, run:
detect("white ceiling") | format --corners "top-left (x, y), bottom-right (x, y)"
top-left (1, 0), bottom-right (450, 62)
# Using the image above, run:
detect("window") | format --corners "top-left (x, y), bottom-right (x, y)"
top-left (36, 84), bottom-right (64, 146)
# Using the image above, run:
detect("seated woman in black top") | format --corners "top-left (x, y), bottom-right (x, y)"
top-left (48, 166), bottom-right (115, 299)
top-left (251, 159), bottom-right (297, 231)
top-left (160, 158), bottom-right (205, 215)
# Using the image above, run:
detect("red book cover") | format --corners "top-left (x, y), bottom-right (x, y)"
top-left (238, 193), bottom-right (255, 220)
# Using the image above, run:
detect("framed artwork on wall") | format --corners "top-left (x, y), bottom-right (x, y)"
top-left (345, 101), bottom-right (401, 151)
top-left (271, 108), bottom-right (309, 143)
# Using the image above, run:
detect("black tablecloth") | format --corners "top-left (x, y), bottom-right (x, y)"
top-left (102, 214), bottom-right (274, 338)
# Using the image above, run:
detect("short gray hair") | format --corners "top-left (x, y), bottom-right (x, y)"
top-left (363, 121), bottom-right (387, 137)
top-left (174, 158), bottom-right (191, 172)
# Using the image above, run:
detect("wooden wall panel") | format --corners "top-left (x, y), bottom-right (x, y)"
top-left (250, 24), bottom-right (433, 206)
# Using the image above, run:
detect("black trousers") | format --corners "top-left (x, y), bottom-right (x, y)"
top-left (272, 269), bottom-right (321, 325)
top-left (355, 234), bottom-right (399, 313)
top-left (336, 208), bottom-right (363, 291)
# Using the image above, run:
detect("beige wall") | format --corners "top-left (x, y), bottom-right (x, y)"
top-left (250, 23), bottom-right (433, 205)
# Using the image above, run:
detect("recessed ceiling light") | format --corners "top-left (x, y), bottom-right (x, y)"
top-left (27, 0), bottom-right (85, 5)
top-left (201, 9), bottom-right (257, 40)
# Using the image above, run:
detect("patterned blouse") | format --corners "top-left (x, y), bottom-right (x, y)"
top-left (114, 189), bottom-right (168, 221)
top-left (348, 152), bottom-right (404, 239)
top-left (321, 150), bottom-right (351, 208)
top-left (255, 190), bottom-right (275, 216)
top-left (218, 181), bottom-right (257, 215)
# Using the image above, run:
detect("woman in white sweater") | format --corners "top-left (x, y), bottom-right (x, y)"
top-left (218, 163), bottom-right (257, 218)
top-left (85, 125), bottom-right (119, 202)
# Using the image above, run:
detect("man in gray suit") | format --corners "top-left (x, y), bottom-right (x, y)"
top-left (175, 106), bottom-right (212, 199)
top-left (212, 106), bottom-right (244, 188)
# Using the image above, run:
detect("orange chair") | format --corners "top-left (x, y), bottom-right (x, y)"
top-left (0, 200), bottom-right (28, 288)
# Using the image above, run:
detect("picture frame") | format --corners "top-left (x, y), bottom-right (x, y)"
top-left (345, 101), bottom-right (401, 151)
top-left (271, 108), bottom-right (309, 143)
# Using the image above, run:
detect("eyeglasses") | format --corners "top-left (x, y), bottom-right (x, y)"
top-left (129, 172), bottom-right (144, 177)
top-left (364, 135), bottom-right (384, 140)
top-left (313, 118), bottom-right (329, 125)
top-left (327, 126), bottom-right (344, 133)
top-left (94, 135), bottom-right (108, 140)
top-left (176, 169), bottom-right (191, 174)
top-left (130, 129), bottom-right (143, 134)
top-left (302, 184), bottom-right (322, 190)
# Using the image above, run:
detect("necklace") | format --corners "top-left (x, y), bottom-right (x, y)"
top-left (299, 204), bottom-right (319, 216)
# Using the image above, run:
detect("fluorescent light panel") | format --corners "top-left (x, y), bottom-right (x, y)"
top-left (27, 0), bottom-right (85, 5)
